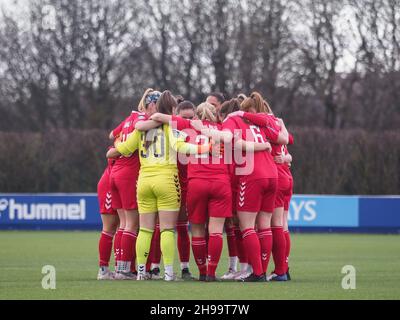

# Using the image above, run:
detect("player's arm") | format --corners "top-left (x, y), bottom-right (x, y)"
top-left (150, 112), bottom-right (172, 124)
top-left (276, 118), bottom-right (289, 145)
top-left (228, 111), bottom-right (288, 145)
top-left (190, 120), bottom-right (233, 143)
top-left (288, 133), bottom-right (294, 145)
top-left (168, 125), bottom-right (210, 155)
top-left (135, 119), bottom-right (161, 131)
top-left (109, 120), bottom-right (124, 140)
top-left (106, 147), bottom-right (120, 158)
top-left (274, 152), bottom-right (292, 164)
top-left (235, 138), bottom-right (272, 152)
top-left (106, 130), bottom-right (141, 158)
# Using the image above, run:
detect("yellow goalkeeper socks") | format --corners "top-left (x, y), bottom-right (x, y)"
top-left (136, 227), bottom-right (154, 269)
top-left (160, 229), bottom-right (175, 266)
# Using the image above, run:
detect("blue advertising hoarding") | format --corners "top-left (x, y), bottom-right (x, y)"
top-left (288, 195), bottom-right (359, 227)
top-left (0, 194), bottom-right (100, 230)
top-left (0, 193), bottom-right (399, 232)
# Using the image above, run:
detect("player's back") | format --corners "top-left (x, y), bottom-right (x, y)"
top-left (137, 123), bottom-right (181, 177)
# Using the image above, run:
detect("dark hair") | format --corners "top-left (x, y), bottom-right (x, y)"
top-left (220, 98), bottom-right (240, 120)
top-left (176, 100), bottom-right (195, 114)
top-left (175, 95), bottom-right (185, 104)
top-left (157, 90), bottom-right (177, 115)
top-left (208, 92), bottom-right (225, 103)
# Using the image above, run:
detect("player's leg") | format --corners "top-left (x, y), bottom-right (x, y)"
top-left (234, 220), bottom-right (250, 277)
top-left (283, 209), bottom-right (291, 280)
top-left (268, 177), bottom-right (288, 281)
top-left (283, 178), bottom-right (293, 280)
top-left (135, 176), bottom-right (158, 280)
top-left (256, 211), bottom-right (273, 276)
top-left (237, 211), bottom-right (264, 281)
top-left (147, 218), bottom-right (161, 279)
top-left (207, 217), bottom-right (226, 281)
top-left (119, 209), bottom-right (139, 277)
top-left (257, 177), bottom-right (277, 277)
top-left (159, 210), bottom-right (179, 281)
top-left (191, 223), bottom-right (207, 280)
top-left (136, 212), bottom-right (157, 280)
top-left (208, 180), bottom-right (232, 281)
top-left (114, 209), bottom-right (125, 274)
top-left (220, 218), bottom-right (238, 279)
top-left (187, 178), bottom-right (208, 281)
top-left (114, 176), bottom-right (139, 279)
top-left (176, 189), bottom-right (193, 280)
top-left (236, 179), bottom-right (265, 282)
top-left (109, 173), bottom-right (125, 274)
top-left (98, 213), bottom-right (119, 280)
top-left (97, 169), bottom-right (119, 279)
top-left (156, 172), bottom-right (181, 281)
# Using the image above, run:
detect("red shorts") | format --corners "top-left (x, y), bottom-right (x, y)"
top-left (231, 175), bottom-right (239, 215)
top-left (274, 176), bottom-right (293, 209)
top-left (236, 178), bottom-right (277, 213)
top-left (187, 178), bottom-right (232, 224)
top-left (283, 179), bottom-right (294, 211)
top-left (109, 170), bottom-right (138, 210)
top-left (97, 168), bottom-right (117, 215)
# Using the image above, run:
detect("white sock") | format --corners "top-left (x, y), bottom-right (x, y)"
top-left (100, 266), bottom-right (109, 274)
top-left (229, 256), bottom-right (238, 272)
top-left (116, 261), bottom-right (122, 272)
top-left (151, 263), bottom-right (160, 270)
top-left (180, 262), bottom-right (189, 270)
top-left (240, 263), bottom-right (249, 272)
top-left (137, 264), bottom-right (146, 275)
top-left (165, 265), bottom-right (174, 276)
top-left (248, 265), bottom-right (253, 273)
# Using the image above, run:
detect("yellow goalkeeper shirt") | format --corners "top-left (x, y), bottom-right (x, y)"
top-left (116, 123), bottom-right (198, 177)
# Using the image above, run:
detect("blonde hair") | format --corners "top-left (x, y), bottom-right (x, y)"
top-left (196, 102), bottom-right (217, 123)
top-left (240, 91), bottom-right (267, 113)
top-left (263, 99), bottom-right (273, 114)
top-left (137, 88), bottom-right (154, 112)
top-left (237, 93), bottom-right (247, 101)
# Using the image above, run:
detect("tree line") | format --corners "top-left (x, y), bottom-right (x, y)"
top-left (0, 128), bottom-right (398, 194)
top-left (0, 0), bottom-right (399, 132)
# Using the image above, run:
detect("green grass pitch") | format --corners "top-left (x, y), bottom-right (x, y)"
top-left (0, 231), bottom-right (399, 300)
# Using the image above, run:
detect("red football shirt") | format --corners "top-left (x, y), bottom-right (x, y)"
top-left (271, 143), bottom-right (292, 179)
top-left (171, 116), bottom-right (230, 181)
top-left (222, 116), bottom-right (278, 180)
top-left (241, 112), bottom-right (281, 143)
top-left (111, 111), bottom-right (146, 175)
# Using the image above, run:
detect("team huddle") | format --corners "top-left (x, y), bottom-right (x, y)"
top-left (96, 89), bottom-right (294, 282)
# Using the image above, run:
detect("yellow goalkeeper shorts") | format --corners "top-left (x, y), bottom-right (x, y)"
top-left (137, 172), bottom-right (181, 214)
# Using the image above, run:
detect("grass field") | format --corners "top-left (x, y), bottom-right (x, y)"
top-left (0, 231), bottom-right (399, 300)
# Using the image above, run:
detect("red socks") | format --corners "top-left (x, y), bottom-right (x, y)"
top-left (235, 227), bottom-right (247, 263)
top-left (284, 230), bottom-right (291, 272)
top-left (207, 233), bottom-right (223, 277)
top-left (176, 221), bottom-right (190, 265)
top-left (272, 226), bottom-right (286, 275)
top-left (147, 224), bottom-right (161, 271)
top-left (242, 228), bottom-right (263, 276)
top-left (191, 236), bottom-right (207, 276)
top-left (113, 228), bottom-right (124, 265)
top-left (120, 230), bottom-right (137, 272)
top-left (225, 226), bottom-right (238, 258)
top-left (99, 231), bottom-right (114, 267)
top-left (258, 228), bottom-right (273, 274)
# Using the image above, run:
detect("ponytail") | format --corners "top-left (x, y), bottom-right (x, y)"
top-left (196, 102), bottom-right (217, 123)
